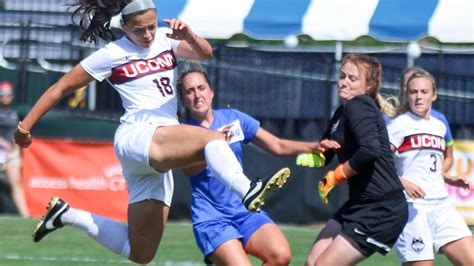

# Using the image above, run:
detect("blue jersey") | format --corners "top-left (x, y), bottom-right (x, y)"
top-left (183, 108), bottom-right (260, 225)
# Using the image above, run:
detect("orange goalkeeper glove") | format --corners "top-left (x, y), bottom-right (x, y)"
top-left (319, 164), bottom-right (348, 204)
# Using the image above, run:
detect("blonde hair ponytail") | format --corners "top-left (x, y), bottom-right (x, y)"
top-left (377, 94), bottom-right (397, 117)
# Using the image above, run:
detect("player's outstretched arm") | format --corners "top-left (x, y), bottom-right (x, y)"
top-left (15, 64), bottom-right (94, 148)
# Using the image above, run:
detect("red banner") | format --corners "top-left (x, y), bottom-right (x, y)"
top-left (23, 138), bottom-right (128, 221)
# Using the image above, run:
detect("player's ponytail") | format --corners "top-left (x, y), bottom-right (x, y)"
top-left (377, 94), bottom-right (397, 117)
top-left (71, 0), bottom-right (130, 45)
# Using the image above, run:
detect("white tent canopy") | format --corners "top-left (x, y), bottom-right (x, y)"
top-left (153, 0), bottom-right (474, 43)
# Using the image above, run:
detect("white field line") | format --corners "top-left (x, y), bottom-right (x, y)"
top-left (0, 254), bottom-right (202, 266)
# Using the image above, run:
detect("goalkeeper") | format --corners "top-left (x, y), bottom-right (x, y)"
top-left (300, 54), bottom-right (408, 265)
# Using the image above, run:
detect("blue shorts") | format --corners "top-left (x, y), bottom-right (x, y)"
top-left (193, 211), bottom-right (273, 259)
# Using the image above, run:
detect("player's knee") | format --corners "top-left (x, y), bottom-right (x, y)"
top-left (273, 252), bottom-right (291, 265)
top-left (266, 246), bottom-right (291, 265)
top-left (206, 130), bottom-right (225, 142)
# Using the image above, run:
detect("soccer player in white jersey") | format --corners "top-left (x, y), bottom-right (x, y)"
top-left (13, 0), bottom-right (290, 264)
top-left (387, 71), bottom-right (473, 266)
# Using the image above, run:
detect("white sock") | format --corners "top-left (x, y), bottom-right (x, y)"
top-left (204, 139), bottom-right (251, 198)
top-left (61, 208), bottom-right (130, 259)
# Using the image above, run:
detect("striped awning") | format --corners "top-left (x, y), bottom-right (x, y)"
top-left (154, 0), bottom-right (474, 43)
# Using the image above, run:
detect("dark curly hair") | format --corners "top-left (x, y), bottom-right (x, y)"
top-left (71, 0), bottom-right (154, 45)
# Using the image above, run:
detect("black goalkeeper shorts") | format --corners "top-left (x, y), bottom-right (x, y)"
top-left (333, 191), bottom-right (408, 257)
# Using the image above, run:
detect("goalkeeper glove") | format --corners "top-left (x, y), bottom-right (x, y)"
top-left (319, 164), bottom-right (348, 204)
top-left (296, 152), bottom-right (325, 168)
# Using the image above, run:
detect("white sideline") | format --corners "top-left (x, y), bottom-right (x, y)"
top-left (0, 254), bottom-right (202, 266)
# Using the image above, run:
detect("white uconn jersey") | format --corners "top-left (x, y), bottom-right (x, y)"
top-left (81, 28), bottom-right (180, 125)
top-left (387, 112), bottom-right (448, 201)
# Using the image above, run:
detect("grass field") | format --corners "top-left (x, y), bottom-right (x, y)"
top-left (0, 215), bottom-right (458, 265)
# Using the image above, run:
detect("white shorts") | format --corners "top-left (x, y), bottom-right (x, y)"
top-left (395, 198), bottom-right (472, 262)
top-left (114, 121), bottom-right (175, 206)
top-left (0, 146), bottom-right (22, 171)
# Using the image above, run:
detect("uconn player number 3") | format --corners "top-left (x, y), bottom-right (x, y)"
top-left (429, 153), bottom-right (438, 172)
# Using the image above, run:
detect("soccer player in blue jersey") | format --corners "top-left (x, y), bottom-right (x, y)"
top-left (178, 69), bottom-right (340, 265)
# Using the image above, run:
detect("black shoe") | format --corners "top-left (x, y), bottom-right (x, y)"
top-left (33, 197), bottom-right (70, 243)
top-left (243, 167), bottom-right (291, 212)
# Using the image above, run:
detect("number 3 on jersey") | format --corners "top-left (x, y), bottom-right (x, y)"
top-left (153, 77), bottom-right (173, 97)
top-left (429, 153), bottom-right (437, 172)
